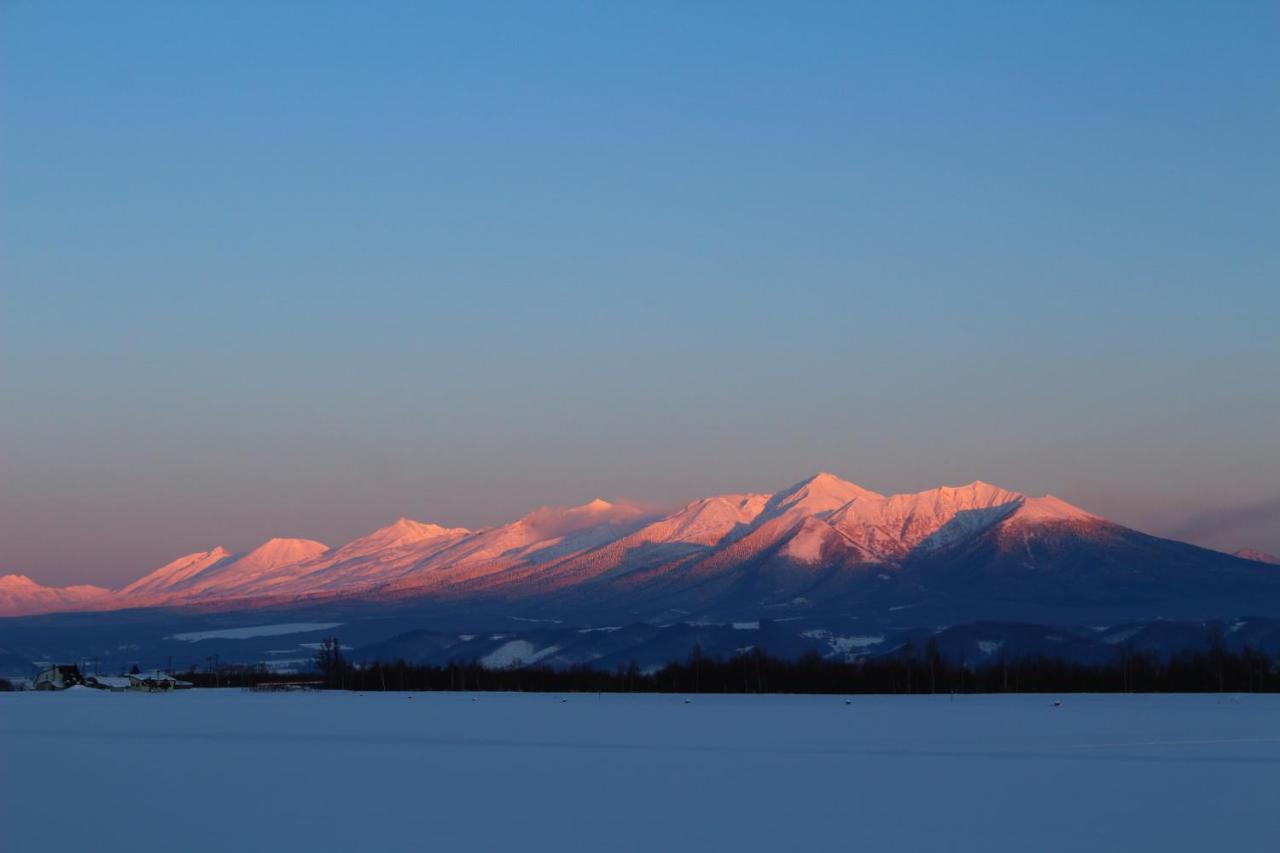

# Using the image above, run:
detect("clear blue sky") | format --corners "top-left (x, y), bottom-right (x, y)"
top-left (2, 1), bottom-right (1278, 586)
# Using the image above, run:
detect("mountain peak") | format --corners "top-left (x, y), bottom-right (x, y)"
top-left (0, 573), bottom-right (38, 590)
top-left (1008, 494), bottom-right (1097, 524)
top-left (385, 517), bottom-right (467, 536)
top-left (769, 473), bottom-right (883, 518)
top-left (958, 479), bottom-right (1004, 492)
top-left (118, 547), bottom-right (233, 596)
top-left (338, 518), bottom-right (471, 553)
top-left (518, 498), bottom-right (645, 529)
top-left (806, 471), bottom-right (873, 490)
top-left (0, 574), bottom-right (112, 617)
top-left (238, 538), bottom-right (329, 571)
top-left (631, 492), bottom-right (771, 547)
top-left (929, 480), bottom-right (1023, 502)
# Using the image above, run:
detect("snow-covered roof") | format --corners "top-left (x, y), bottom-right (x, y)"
top-left (129, 670), bottom-right (183, 682)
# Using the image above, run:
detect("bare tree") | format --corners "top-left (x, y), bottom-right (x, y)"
top-left (315, 637), bottom-right (346, 688)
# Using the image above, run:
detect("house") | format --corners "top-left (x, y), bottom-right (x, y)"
top-left (127, 671), bottom-right (193, 692)
top-left (34, 664), bottom-right (83, 691)
top-left (84, 675), bottom-right (132, 692)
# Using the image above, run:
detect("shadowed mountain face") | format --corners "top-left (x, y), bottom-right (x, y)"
top-left (4, 473), bottom-right (1279, 625)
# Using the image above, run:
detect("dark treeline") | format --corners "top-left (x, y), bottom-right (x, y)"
top-left (175, 665), bottom-right (321, 689)
top-left (176, 638), bottom-right (346, 688)
top-left (282, 636), bottom-right (1280, 695)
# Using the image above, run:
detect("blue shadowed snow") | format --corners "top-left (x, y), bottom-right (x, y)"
top-left (2, 691), bottom-right (1278, 851)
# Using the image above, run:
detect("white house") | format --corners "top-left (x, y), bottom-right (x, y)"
top-left (33, 664), bottom-right (82, 690)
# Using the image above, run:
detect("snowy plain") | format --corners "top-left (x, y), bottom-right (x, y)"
top-left (2, 691), bottom-right (1278, 852)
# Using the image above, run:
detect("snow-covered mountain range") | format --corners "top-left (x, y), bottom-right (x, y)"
top-left (2, 473), bottom-right (1276, 620)
top-left (0, 574), bottom-right (113, 618)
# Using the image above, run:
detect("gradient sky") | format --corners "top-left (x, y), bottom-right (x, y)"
top-left (2, 2), bottom-right (1278, 587)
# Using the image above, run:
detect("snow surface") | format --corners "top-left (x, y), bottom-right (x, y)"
top-left (801, 629), bottom-right (885, 657)
top-left (3, 691), bottom-right (1278, 852)
top-left (631, 493), bottom-right (770, 546)
top-left (478, 640), bottom-right (560, 668)
top-left (778, 517), bottom-right (837, 563)
top-left (168, 622), bottom-right (343, 642)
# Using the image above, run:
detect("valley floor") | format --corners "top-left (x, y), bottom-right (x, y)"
top-left (2, 690), bottom-right (1277, 852)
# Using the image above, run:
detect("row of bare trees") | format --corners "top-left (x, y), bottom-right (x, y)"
top-left (290, 636), bottom-right (1280, 695)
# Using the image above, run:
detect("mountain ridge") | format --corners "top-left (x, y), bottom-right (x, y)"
top-left (3, 474), bottom-right (1276, 621)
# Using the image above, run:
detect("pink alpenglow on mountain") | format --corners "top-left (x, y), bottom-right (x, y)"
top-left (1234, 549), bottom-right (1280, 566)
top-left (119, 547), bottom-right (234, 597)
top-left (152, 538), bottom-right (331, 599)
top-left (632, 494), bottom-right (772, 548)
top-left (0, 473), bottom-right (1263, 618)
top-left (0, 574), bottom-right (112, 617)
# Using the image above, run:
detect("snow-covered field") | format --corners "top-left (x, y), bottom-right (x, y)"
top-left (3, 691), bottom-right (1278, 852)
top-left (168, 622), bottom-right (343, 642)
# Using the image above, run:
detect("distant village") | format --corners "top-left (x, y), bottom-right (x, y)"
top-left (0, 662), bottom-right (326, 693)
top-left (27, 663), bottom-right (194, 692)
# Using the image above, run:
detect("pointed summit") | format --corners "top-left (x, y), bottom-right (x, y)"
top-left (516, 498), bottom-right (646, 532)
top-left (1008, 494), bottom-right (1098, 524)
top-left (119, 547), bottom-right (233, 596)
top-left (236, 538), bottom-right (329, 571)
top-left (334, 518), bottom-right (471, 556)
top-left (147, 538), bottom-right (331, 598)
top-left (381, 517), bottom-right (468, 539)
top-left (765, 472), bottom-right (883, 519)
top-left (932, 481), bottom-right (1024, 504)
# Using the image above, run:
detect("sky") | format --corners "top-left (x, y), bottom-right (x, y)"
top-left (2, 1), bottom-right (1277, 587)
